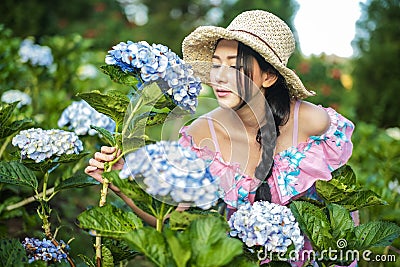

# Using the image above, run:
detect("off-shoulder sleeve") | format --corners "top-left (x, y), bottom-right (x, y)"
top-left (269, 107), bottom-right (355, 205)
top-left (179, 126), bottom-right (260, 209)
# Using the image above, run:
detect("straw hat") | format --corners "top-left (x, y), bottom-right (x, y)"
top-left (182, 10), bottom-right (315, 99)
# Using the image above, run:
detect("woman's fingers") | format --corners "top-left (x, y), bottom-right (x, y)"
top-left (88, 158), bottom-right (105, 169)
top-left (94, 152), bottom-right (115, 162)
top-left (100, 146), bottom-right (116, 154)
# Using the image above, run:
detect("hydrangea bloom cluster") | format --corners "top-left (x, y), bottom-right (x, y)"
top-left (18, 39), bottom-right (53, 67)
top-left (120, 141), bottom-right (220, 209)
top-left (1, 90), bottom-right (32, 108)
top-left (105, 41), bottom-right (202, 113)
top-left (229, 201), bottom-right (304, 254)
top-left (12, 128), bottom-right (83, 163)
top-left (22, 237), bottom-right (69, 264)
top-left (58, 100), bottom-right (116, 136)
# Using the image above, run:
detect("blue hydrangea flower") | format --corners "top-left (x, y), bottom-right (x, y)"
top-left (229, 201), bottom-right (304, 254)
top-left (12, 128), bottom-right (84, 163)
top-left (120, 141), bottom-right (221, 209)
top-left (22, 237), bottom-right (69, 264)
top-left (19, 39), bottom-right (53, 68)
top-left (1, 90), bottom-right (32, 108)
top-left (105, 40), bottom-right (202, 113)
top-left (58, 100), bottom-right (116, 136)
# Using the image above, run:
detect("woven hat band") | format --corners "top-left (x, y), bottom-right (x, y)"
top-left (230, 29), bottom-right (283, 63)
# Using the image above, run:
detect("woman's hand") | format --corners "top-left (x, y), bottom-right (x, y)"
top-left (84, 146), bottom-right (125, 193)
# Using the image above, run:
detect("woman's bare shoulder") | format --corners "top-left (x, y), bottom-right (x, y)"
top-left (185, 109), bottom-right (221, 143)
top-left (299, 101), bottom-right (331, 136)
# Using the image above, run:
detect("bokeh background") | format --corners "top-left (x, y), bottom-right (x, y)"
top-left (0, 0), bottom-right (399, 266)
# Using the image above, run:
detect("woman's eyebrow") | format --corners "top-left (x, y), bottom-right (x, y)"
top-left (212, 55), bottom-right (237, 60)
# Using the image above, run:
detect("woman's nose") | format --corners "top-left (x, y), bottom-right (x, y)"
top-left (214, 65), bottom-right (229, 83)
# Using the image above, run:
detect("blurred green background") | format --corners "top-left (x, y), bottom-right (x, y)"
top-left (0, 0), bottom-right (399, 266)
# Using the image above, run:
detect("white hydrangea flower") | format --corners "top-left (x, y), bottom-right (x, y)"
top-left (1, 90), bottom-right (32, 108)
top-left (57, 100), bottom-right (115, 136)
top-left (12, 128), bottom-right (83, 163)
top-left (229, 201), bottom-right (304, 254)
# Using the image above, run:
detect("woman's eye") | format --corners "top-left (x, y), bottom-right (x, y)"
top-left (212, 64), bottom-right (221, 68)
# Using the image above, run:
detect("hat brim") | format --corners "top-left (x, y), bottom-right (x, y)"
top-left (182, 26), bottom-right (315, 99)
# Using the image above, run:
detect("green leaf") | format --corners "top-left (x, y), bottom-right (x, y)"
top-left (316, 165), bottom-right (387, 211)
top-left (102, 238), bottom-right (139, 264)
top-left (77, 90), bottom-right (130, 126)
top-left (22, 151), bottom-right (90, 173)
top-left (0, 161), bottom-right (38, 190)
top-left (54, 172), bottom-right (99, 191)
top-left (0, 118), bottom-right (34, 139)
top-left (353, 221), bottom-right (400, 250)
top-left (101, 245), bottom-right (114, 267)
top-left (90, 125), bottom-right (116, 146)
top-left (108, 174), bottom-right (156, 216)
top-left (0, 102), bottom-right (18, 126)
top-left (77, 204), bottom-right (143, 238)
top-left (290, 201), bottom-right (334, 251)
top-left (332, 165), bottom-right (357, 185)
top-left (124, 227), bottom-right (172, 267)
top-left (100, 65), bottom-right (140, 87)
top-left (188, 216), bottom-right (243, 267)
top-left (327, 203), bottom-right (355, 242)
top-left (168, 210), bottom-right (210, 231)
top-left (77, 254), bottom-right (96, 267)
top-left (0, 238), bottom-right (28, 267)
top-left (164, 228), bottom-right (191, 267)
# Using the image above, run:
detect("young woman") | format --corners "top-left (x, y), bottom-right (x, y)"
top-left (86, 10), bottom-right (355, 266)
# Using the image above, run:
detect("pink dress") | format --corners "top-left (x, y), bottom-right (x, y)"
top-left (178, 101), bottom-right (356, 266)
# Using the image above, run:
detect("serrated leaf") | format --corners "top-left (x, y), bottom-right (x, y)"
top-left (188, 216), bottom-right (243, 267)
top-left (0, 161), bottom-right (38, 190)
top-left (100, 65), bottom-right (140, 87)
top-left (102, 238), bottom-right (138, 264)
top-left (316, 165), bottom-right (386, 211)
top-left (101, 245), bottom-right (114, 267)
top-left (108, 173), bottom-right (155, 216)
top-left (0, 102), bottom-right (18, 125)
top-left (0, 118), bottom-right (34, 139)
top-left (90, 125), bottom-right (115, 146)
top-left (77, 254), bottom-right (96, 267)
top-left (163, 228), bottom-right (191, 267)
top-left (0, 238), bottom-right (28, 267)
top-left (168, 210), bottom-right (209, 231)
top-left (55, 172), bottom-right (99, 191)
top-left (354, 221), bottom-right (400, 250)
top-left (327, 203), bottom-right (355, 242)
top-left (77, 90), bottom-right (129, 126)
top-left (77, 204), bottom-right (143, 238)
top-left (124, 227), bottom-right (171, 267)
top-left (332, 165), bottom-right (357, 185)
top-left (22, 151), bottom-right (90, 173)
top-left (290, 201), bottom-right (334, 251)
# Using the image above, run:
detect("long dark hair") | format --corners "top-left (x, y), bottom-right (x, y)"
top-left (235, 42), bottom-right (291, 202)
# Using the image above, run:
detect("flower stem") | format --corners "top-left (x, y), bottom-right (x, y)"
top-left (5, 187), bottom-right (55, 211)
top-left (156, 202), bottom-right (165, 232)
top-left (0, 136), bottom-right (11, 159)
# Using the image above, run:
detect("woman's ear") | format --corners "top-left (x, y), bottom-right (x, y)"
top-left (262, 72), bottom-right (278, 88)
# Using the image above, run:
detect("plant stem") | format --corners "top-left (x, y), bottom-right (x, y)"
top-left (0, 136), bottom-right (11, 159)
top-left (5, 187), bottom-right (55, 211)
top-left (156, 202), bottom-right (165, 232)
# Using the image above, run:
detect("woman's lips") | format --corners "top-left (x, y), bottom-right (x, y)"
top-left (216, 89), bottom-right (231, 97)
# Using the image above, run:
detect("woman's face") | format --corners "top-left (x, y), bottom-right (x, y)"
top-left (210, 39), bottom-right (266, 109)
